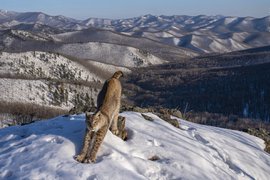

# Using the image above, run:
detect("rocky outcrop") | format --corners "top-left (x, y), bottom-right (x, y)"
top-left (121, 104), bottom-right (181, 128)
top-left (248, 128), bottom-right (270, 153)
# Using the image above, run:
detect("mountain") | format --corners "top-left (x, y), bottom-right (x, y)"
top-left (107, 14), bottom-right (270, 53)
top-left (0, 30), bottom-right (169, 67)
top-left (0, 28), bottom-right (195, 64)
top-left (1, 112), bottom-right (269, 179)
top-left (0, 10), bottom-right (269, 54)
top-left (0, 10), bottom-right (82, 30)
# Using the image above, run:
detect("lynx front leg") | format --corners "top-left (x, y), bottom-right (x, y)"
top-left (75, 130), bottom-right (92, 163)
top-left (84, 126), bottom-right (108, 163)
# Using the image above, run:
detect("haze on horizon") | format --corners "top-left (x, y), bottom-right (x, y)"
top-left (1, 0), bottom-right (270, 20)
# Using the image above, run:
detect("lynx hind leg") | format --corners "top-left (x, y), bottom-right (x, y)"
top-left (84, 126), bottom-right (108, 163)
top-left (75, 129), bottom-right (92, 163)
top-left (110, 111), bottom-right (119, 136)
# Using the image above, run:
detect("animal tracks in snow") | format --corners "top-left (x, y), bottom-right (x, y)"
top-left (42, 136), bottom-right (64, 144)
top-left (146, 138), bottom-right (162, 147)
top-left (1, 112), bottom-right (268, 179)
top-left (182, 124), bottom-right (255, 179)
top-left (186, 127), bottom-right (210, 145)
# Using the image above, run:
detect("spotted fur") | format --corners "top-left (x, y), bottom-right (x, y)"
top-left (75, 71), bottom-right (123, 163)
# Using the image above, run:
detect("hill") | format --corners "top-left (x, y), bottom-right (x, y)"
top-left (0, 51), bottom-right (131, 124)
top-left (125, 48), bottom-right (270, 122)
top-left (0, 111), bottom-right (269, 179)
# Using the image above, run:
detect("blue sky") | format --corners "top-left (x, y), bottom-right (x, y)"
top-left (1, 0), bottom-right (270, 19)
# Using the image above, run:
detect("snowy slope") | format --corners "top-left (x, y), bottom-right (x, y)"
top-left (0, 51), bottom-right (100, 81)
top-left (56, 42), bottom-right (166, 67)
top-left (0, 112), bottom-right (269, 180)
top-left (0, 51), bottom-right (132, 111)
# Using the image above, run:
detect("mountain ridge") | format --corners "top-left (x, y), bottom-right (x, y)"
top-left (1, 10), bottom-right (269, 54)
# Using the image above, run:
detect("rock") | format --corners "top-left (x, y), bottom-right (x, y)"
top-left (248, 128), bottom-right (270, 154)
top-left (121, 103), bottom-right (153, 113)
top-left (141, 113), bottom-right (154, 121)
top-left (133, 107), bottom-right (149, 113)
top-left (156, 108), bottom-right (180, 128)
top-left (265, 141), bottom-right (270, 153)
top-left (159, 114), bottom-right (180, 128)
top-left (120, 103), bottom-right (134, 112)
top-left (170, 109), bottom-right (183, 119)
top-left (117, 116), bottom-right (128, 141)
top-left (158, 108), bottom-right (169, 115)
top-left (148, 155), bottom-right (160, 161)
top-left (121, 105), bottom-right (180, 128)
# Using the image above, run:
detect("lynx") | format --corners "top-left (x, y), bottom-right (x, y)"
top-left (75, 71), bottom-right (123, 163)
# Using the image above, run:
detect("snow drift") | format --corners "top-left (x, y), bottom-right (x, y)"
top-left (0, 112), bottom-right (269, 180)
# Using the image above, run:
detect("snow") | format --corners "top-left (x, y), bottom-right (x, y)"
top-left (87, 60), bottom-right (131, 75)
top-left (0, 51), bottom-right (101, 82)
top-left (56, 42), bottom-right (166, 67)
top-left (0, 112), bottom-right (269, 180)
top-left (0, 78), bottom-right (48, 105)
top-left (0, 51), bottom-right (131, 110)
top-left (0, 78), bottom-right (98, 109)
top-left (224, 17), bottom-right (238, 25)
top-left (173, 38), bottom-right (180, 46)
top-left (232, 32), bottom-right (250, 42)
top-left (9, 30), bottom-right (50, 41)
top-left (0, 51), bottom-right (106, 108)
top-left (209, 38), bottom-right (250, 53)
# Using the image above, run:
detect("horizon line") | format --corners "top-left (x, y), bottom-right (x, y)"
top-left (0, 9), bottom-right (269, 21)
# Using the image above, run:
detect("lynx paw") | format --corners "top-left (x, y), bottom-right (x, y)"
top-left (75, 154), bottom-right (85, 163)
top-left (111, 129), bottom-right (119, 136)
top-left (83, 158), bottom-right (96, 163)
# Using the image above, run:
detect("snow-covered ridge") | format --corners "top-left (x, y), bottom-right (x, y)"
top-left (0, 50), bottom-right (99, 108)
top-left (0, 51), bottom-right (131, 81)
top-left (0, 51), bottom-right (100, 82)
top-left (0, 112), bottom-right (269, 179)
top-left (56, 42), bottom-right (166, 67)
top-left (9, 29), bottom-right (53, 41)
top-left (0, 78), bottom-right (98, 109)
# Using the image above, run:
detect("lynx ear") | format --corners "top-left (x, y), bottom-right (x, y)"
top-left (119, 71), bottom-right (124, 77)
top-left (86, 112), bottom-right (93, 119)
top-left (95, 111), bottom-right (101, 117)
top-left (112, 71), bottom-right (124, 79)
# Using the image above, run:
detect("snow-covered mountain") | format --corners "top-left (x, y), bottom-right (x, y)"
top-left (0, 10), bottom-right (82, 30)
top-left (0, 112), bottom-right (269, 179)
top-left (108, 14), bottom-right (270, 53)
top-left (0, 10), bottom-right (269, 54)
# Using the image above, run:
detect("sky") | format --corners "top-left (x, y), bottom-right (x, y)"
top-left (1, 0), bottom-right (270, 19)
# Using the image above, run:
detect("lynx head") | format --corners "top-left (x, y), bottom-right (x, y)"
top-left (86, 111), bottom-right (107, 132)
top-left (112, 71), bottom-right (124, 79)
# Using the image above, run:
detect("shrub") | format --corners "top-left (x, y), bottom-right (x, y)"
top-left (0, 101), bottom-right (68, 126)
